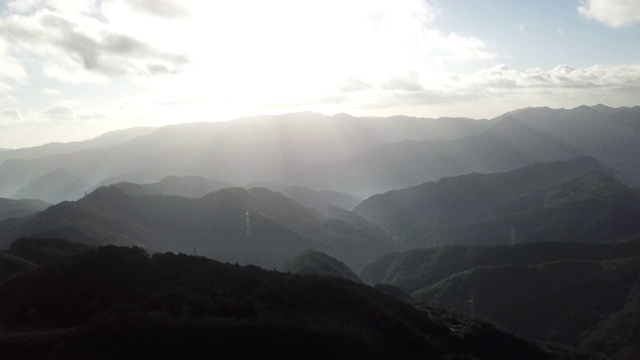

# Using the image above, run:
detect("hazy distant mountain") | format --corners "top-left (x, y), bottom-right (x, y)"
top-left (0, 198), bottom-right (49, 221)
top-left (0, 149), bottom-right (107, 198)
top-left (144, 175), bottom-right (233, 197)
top-left (0, 186), bottom-right (395, 270)
top-left (280, 249), bottom-right (362, 283)
top-left (12, 169), bottom-right (90, 204)
top-left (0, 127), bottom-right (156, 164)
top-left (289, 106), bottom-right (640, 196)
top-left (245, 182), bottom-right (363, 210)
top-left (3, 106), bottom-right (638, 203)
top-left (0, 245), bottom-right (570, 359)
top-left (112, 177), bottom-right (363, 211)
top-left (0, 113), bottom-right (489, 201)
top-left (108, 182), bottom-right (164, 197)
top-left (354, 157), bottom-right (640, 248)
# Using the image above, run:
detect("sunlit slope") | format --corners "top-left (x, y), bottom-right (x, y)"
top-left (0, 198), bottom-right (49, 221)
top-left (281, 249), bottom-right (362, 283)
top-left (0, 186), bottom-right (395, 270)
top-left (12, 169), bottom-right (90, 204)
top-left (0, 113), bottom-right (487, 200)
top-left (354, 157), bottom-right (640, 247)
top-left (290, 106), bottom-right (640, 196)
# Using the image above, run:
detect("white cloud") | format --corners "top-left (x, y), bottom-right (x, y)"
top-left (124, 0), bottom-right (190, 19)
top-left (0, 6), bottom-right (188, 83)
top-left (43, 87), bottom-right (62, 96)
top-left (578, 0), bottom-right (640, 27)
top-left (462, 63), bottom-right (640, 91)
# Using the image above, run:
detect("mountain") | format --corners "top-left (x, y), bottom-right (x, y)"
top-left (0, 198), bottom-right (49, 221)
top-left (6, 237), bottom-right (94, 265)
top-left (0, 113), bottom-right (489, 201)
top-left (245, 182), bottom-right (363, 210)
top-left (288, 106), bottom-right (640, 196)
top-left (580, 282), bottom-right (640, 359)
top-left (0, 251), bottom-right (34, 282)
top-left (0, 186), bottom-right (395, 270)
top-left (280, 249), bottom-right (362, 283)
top-left (12, 169), bottom-right (90, 204)
top-left (0, 245), bottom-right (577, 359)
top-left (144, 175), bottom-right (234, 197)
top-left (109, 181), bottom-right (164, 197)
top-left (414, 254), bottom-right (640, 355)
top-left (0, 127), bottom-right (156, 164)
top-left (0, 149), bottom-right (107, 198)
top-left (360, 238), bottom-right (640, 357)
top-left (360, 240), bottom-right (640, 294)
top-left (353, 157), bottom-right (640, 248)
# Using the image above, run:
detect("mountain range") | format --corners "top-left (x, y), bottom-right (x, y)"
top-left (288, 105), bottom-right (640, 196)
top-left (0, 112), bottom-right (488, 200)
top-left (0, 243), bottom-right (579, 360)
top-left (0, 198), bottom-right (49, 221)
top-left (110, 176), bottom-right (362, 210)
top-left (1, 105), bottom-right (638, 202)
top-left (0, 104), bottom-right (638, 358)
top-left (354, 156), bottom-right (640, 248)
top-left (0, 186), bottom-right (394, 270)
top-left (360, 238), bottom-right (640, 359)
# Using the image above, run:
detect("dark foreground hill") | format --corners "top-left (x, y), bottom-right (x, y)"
top-left (0, 186), bottom-right (394, 270)
top-left (354, 157), bottom-right (640, 248)
top-left (415, 255), bottom-right (640, 359)
top-left (360, 239), bottom-right (640, 359)
top-left (0, 245), bottom-right (578, 360)
top-left (280, 249), bottom-right (362, 283)
top-left (361, 240), bottom-right (640, 293)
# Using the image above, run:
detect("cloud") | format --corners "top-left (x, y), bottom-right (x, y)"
top-left (462, 63), bottom-right (640, 91)
top-left (125, 0), bottom-right (190, 19)
top-left (338, 78), bottom-right (373, 93)
top-left (43, 87), bottom-right (62, 96)
top-left (41, 105), bottom-right (75, 121)
top-left (381, 76), bottom-right (424, 92)
top-left (1, 108), bottom-right (21, 119)
top-left (0, 8), bottom-right (188, 82)
top-left (578, 0), bottom-right (640, 27)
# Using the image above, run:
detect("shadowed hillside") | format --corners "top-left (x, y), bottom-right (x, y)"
top-left (354, 157), bottom-right (640, 247)
top-left (0, 186), bottom-right (395, 270)
top-left (0, 245), bottom-right (578, 360)
top-left (414, 255), bottom-right (640, 355)
top-left (360, 240), bottom-right (640, 294)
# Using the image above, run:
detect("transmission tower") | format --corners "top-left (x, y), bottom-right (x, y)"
top-left (245, 210), bottom-right (252, 242)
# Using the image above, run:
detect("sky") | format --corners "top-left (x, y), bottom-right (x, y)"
top-left (1, 0), bottom-right (640, 148)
